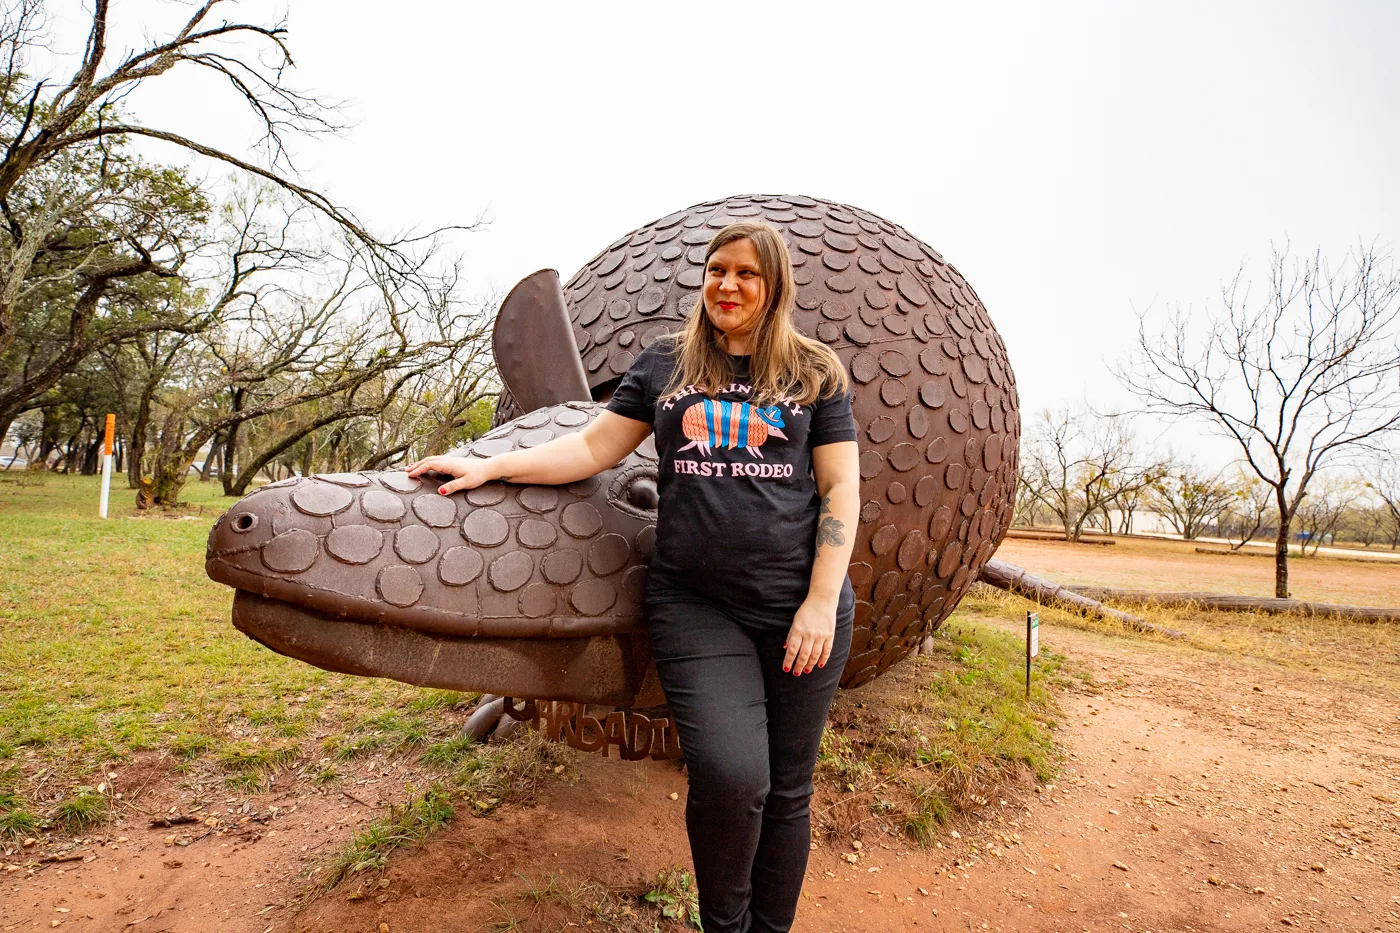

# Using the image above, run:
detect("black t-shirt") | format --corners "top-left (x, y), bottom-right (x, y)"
top-left (606, 341), bottom-right (858, 629)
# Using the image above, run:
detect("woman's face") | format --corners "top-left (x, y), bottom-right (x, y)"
top-left (703, 237), bottom-right (769, 347)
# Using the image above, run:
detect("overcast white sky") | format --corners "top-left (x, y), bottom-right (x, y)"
top-left (54, 0), bottom-right (1400, 460)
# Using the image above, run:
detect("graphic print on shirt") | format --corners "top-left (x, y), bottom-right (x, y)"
top-left (677, 399), bottom-right (788, 458)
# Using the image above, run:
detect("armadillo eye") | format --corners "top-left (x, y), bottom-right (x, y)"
top-left (627, 477), bottom-right (659, 511)
top-left (232, 513), bottom-right (258, 533)
top-left (607, 464), bottom-right (660, 518)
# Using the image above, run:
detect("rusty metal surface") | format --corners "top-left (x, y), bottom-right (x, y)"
top-left (502, 698), bottom-right (683, 761)
top-left (493, 269), bottom-right (592, 412)
top-left (208, 402), bottom-right (657, 640)
top-left (208, 193), bottom-right (1020, 703)
top-left (230, 590), bottom-right (665, 706)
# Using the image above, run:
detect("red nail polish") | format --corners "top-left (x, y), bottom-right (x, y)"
top-left (783, 666), bottom-right (790, 672)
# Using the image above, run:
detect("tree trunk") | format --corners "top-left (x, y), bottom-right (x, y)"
top-left (63, 431), bottom-right (83, 473)
top-left (360, 442), bottom-right (412, 472)
top-left (127, 380), bottom-right (156, 489)
top-left (199, 431), bottom-right (222, 482)
top-left (81, 439), bottom-right (100, 475)
top-left (220, 391), bottom-right (245, 496)
top-left (299, 436), bottom-right (314, 478)
top-left (1274, 509), bottom-right (1291, 599)
top-left (1062, 585), bottom-right (1400, 622)
top-left (149, 455), bottom-right (193, 507)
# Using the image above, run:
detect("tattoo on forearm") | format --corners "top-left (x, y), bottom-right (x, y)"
top-left (820, 495), bottom-right (832, 515)
top-left (816, 516), bottom-right (845, 548)
top-left (498, 475), bottom-right (513, 482)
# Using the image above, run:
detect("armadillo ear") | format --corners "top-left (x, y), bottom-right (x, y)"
top-left (492, 270), bottom-right (592, 410)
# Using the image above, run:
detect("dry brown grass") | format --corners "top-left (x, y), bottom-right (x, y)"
top-left (962, 585), bottom-right (1400, 694)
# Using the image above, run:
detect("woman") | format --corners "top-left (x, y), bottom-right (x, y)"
top-left (407, 222), bottom-right (860, 933)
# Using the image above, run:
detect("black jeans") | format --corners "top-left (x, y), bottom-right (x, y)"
top-left (647, 599), bottom-right (853, 933)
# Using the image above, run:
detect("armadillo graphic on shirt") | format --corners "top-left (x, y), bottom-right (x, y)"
top-left (677, 399), bottom-right (789, 458)
top-left (604, 343), bottom-right (858, 627)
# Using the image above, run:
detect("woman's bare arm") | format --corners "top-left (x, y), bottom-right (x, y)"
top-left (406, 411), bottom-right (653, 494)
top-left (783, 440), bottom-right (860, 676)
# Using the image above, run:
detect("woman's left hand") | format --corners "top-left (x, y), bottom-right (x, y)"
top-left (784, 595), bottom-right (838, 676)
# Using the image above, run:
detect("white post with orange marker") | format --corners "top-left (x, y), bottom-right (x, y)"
top-left (99, 413), bottom-right (115, 518)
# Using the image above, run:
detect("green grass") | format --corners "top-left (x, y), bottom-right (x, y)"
top-left (322, 708), bottom-right (436, 761)
top-left (1, 473), bottom-right (582, 885)
top-left (51, 786), bottom-right (106, 831)
top-left (0, 807), bottom-right (39, 838)
top-left (0, 476), bottom-right (470, 818)
top-left (321, 784), bottom-right (455, 889)
top-left (0, 765), bottom-right (35, 838)
top-left (216, 740), bottom-right (301, 790)
top-left (816, 617), bottom-right (1067, 846)
top-left (418, 735), bottom-right (479, 767)
top-left (453, 727), bottom-right (574, 815)
top-left (4, 474), bottom-right (1070, 901)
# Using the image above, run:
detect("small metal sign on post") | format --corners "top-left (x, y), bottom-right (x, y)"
top-left (1025, 611), bottom-right (1040, 699)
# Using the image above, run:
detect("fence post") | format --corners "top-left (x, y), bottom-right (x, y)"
top-left (99, 414), bottom-right (115, 518)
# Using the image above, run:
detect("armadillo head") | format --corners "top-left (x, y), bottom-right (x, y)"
top-left (205, 401), bottom-right (665, 705)
top-left (205, 268), bottom-right (673, 706)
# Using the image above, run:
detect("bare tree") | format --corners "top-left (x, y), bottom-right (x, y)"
top-left (1118, 244), bottom-right (1400, 596)
top-left (1364, 459), bottom-right (1400, 550)
top-left (0, 0), bottom-right (468, 440)
top-left (1338, 496), bottom-right (1388, 549)
top-left (1113, 484), bottom-right (1149, 535)
top-left (1149, 458), bottom-right (1234, 541)
top-left (1220, 472), bottom-right (1275, 551)
top-left (140, 234), bottom-right (490, 506)
top-left (1018, 407), bottom-right (1164, 541)
top-left (1012, 467), bottom-right (1048, 527)
top-left (1293, 478), bottom-right (1358, 557)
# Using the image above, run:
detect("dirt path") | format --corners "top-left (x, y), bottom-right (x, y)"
top-left (6, 623), bottom-right (1399, 933)
top-left (797, 622), bottom-right (1400, 932)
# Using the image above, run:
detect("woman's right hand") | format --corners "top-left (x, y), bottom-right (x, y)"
top-left (405, 455), bottom-right (493, 496)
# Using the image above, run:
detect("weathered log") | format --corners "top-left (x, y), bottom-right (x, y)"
top-left (977, 558), bottom-right (1187, 639)
top-left (1005, 529), bottom-right (1116, 545)
top-left (1062, 586), bottom-right (1400, 623)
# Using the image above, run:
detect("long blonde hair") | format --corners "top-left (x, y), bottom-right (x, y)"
top-left (662, 222), bottom-right (850, 406)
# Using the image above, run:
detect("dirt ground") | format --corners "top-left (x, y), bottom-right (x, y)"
top-left (5, 617), bottom-right (1398, 933)
top-left (995, 537), bottom-right (1400, 607)
top-left (6, 537), bottom-right (1400, 932)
